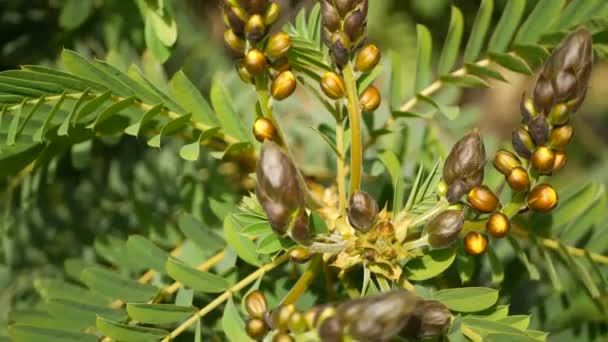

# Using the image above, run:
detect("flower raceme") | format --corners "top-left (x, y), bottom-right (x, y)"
top-left (442, 129), bottom-right (486, 203)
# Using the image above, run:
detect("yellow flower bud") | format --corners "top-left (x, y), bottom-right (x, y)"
top-left (355, 44), bottom-right (381, 72)
top-left (531, 146), bottom-right (555, 175)
top-left (264, 2), bottom-right (280, 26)
top-left (244, 49), bottom-right (267, 75)
top-left (271, 70), bottom-right (296, 100)
top-left (527, 184), bottom-right (558, 213)
top-left (506, 166), bottom-right (530, 192)
top-left (245, 14), bottom-right (266, 41)
top-left (549, 124), bottom-right (574, 148)
top-left (486, 212), bottom-right (510, 238)
top-left (467, 185), bottom-right (499, 213)
top-left (552, 150), bottom-right (567, 173)
top-left (246, 318), bottom-right (269, 340)
top-left (289, 246), bottom-right (312, 264)
top-left (252, 117), bottom-right (277, 142)
top-left (266, 32), bottom-right (292, 59)
top-left (464, 231), bottom-right (488, 256)
top-left (493, 150), bottom-right (521, 175)
top-left (224, 29), bottom-right (245, 56)
top-left (321, 71), bottom-right (346, 100)
top-left (245, 290), bottom-right (268, 318)
top-left (236, 62), bottom-right (254, 84)
top-left (359, 85), bottom-right (381, 112)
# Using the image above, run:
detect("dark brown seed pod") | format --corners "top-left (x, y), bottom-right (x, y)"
top-left (236, 62), bottom-right (254, 84)
top-left (446, 179), bottom-right (468, 203)
top-left (266, 32), bottom-right (292, 59)
top-left (264, 2), bottom-right (280, 26)
top-left (321, 71), bottom-right (346, 100)
top-left (486, 212), bottom-right (510, 238)
top-left (549, 124), bottom-right (574, 148)
top-left (512, 127), bottom-right (535, 159)
top-left (506, 166), bottom-right (530, 192)
top-left (245, 290), bottom-right (268, 318)
top-left (527, 184), bottom-right (558, 213)
top-left (528, 115), bottom-right (550, 146)
top-left (318, 316), bottom-right (343, 342)
top-left (493, 150), bottom-right (521, 175)
top-left (244, 49), bottom-right (267, 75)
top-left (443, 129), bottom-right (486, 188)
top-left (552, 150), bottom-right (567, 173)
top-left (347, 190), bottom-right (378, 232)
top-left (245, 14), bottom-right (266, 41)
top-left (355, 44), bottom-right (380, 72)
top-left (425, 210), bottom-right (465, 249)
top-left (463, 231), bottom-right (488, 256)
top-left (467, 185), bottom-right (499, 213)
top-left (401, 300), bottom-right (451, 340)
top-left (359, 85), bottom-right (381, 112)
top-left (272, 333), bottom-right (294, 342)
top-left (253, 117), bottom-right (277, 142)
top-left (246, 317), bottom-right (269, 340)
top-left (290, 211), bottom-right (311, 243)
top-left (271, 70), bottom-right (296, 100)
top-left (289, 246), bottom-right (312, 264)
top-left (531, 146), bottom-right (556, 175)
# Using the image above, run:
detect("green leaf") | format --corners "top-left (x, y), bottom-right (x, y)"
top-left (310, 126), bottom-right (341, 158)
top-left (81, 267), bottom-right (158, 302)
top-left (433, 287), bottom-right (499, 312)
top-left (145, 16), bottom-right (172, 63)
top-left (417, 94), bottom-right (460, 119)
top-left (170, 71), bottom-right (217, 127)
top-left (34, 278), bottom-right (108, 306)
top-left (441, 74), bottom-right (490, 88)
top-left (515, 0), bottom-right (566, 44)
top-left (95, 317), bottom-right (167, 341)
top-left (124, 102), bottom-right (163, 137)
top-left (378, 150), bottom-right (405, 214)
top-left (166, 257), bottom-right (228, 293)
top-left (489, 52), bottom-right (532, 75)
top-left (438, 6), bottom-right (464, 74)
top-left (552, 0), bottom-right (601, 31)
top-left (0, 75), bottom-right (63, 94)
top-left (146, 5), bottom-right (178, 47)
top-left (126, 235), bottom-right (169, 272)
top-left (210, 74), bottom-right (248, 142)
top-left (224, 217), bottom-right (261, 266)
top-left (457, 252), bottom-right (476, 284)
top-left (497, 315), bottom-right (530, 330)
top-left (488, 0), bottom-right (527, 53)
top-left (256, 234), bottom-right (284, 254)
top-left (464, 0), bottom-right (494, 63)
top-left (534, 238), bottom-right (562, 291)
top-left (463, 317), bottom-right (531, 338)
top-left (177, 213), bottom-right (225, 252)
top-left (222, 296), bottom-right (253, 342)
top-left (487, 248), bottom-right (504, 285)
top-left (5, 100), bottom-right (24, 146)
top-left (46, 299), bottom-right (125, 327)
top-left (58, 90), bottom-right (90, 136)
top-left (8, 310), bottom-right (79, 333)
top-left (61, 50), bottom-right (132, 96)
top-left (404, 248), bottom-right (457, 281)
top-left (8, 325), bottom-right (96, 342)
top-left (414, 25), bottom-right (433, 93)
top-left (506, 236), bottom-right (540, 280)
top-left (126, 304), bottom-right (197, 324)
top-left (33, 93), bottom-right (66, 142)
top-left (147, 113), bottom-right (192, 148)
top-left (59, 0), bottom-right (94, 30)
top-left (16, 97), bottom-right (44, 138)
top-left (357, 64), bottom-right (384, 95)
top-left (90, 95), bottom-right (135, 128)
top-left (514, 44), bottom-right (551, 65)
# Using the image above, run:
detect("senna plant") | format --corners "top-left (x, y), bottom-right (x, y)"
top-left (2, 0), bottom-right (608, 341)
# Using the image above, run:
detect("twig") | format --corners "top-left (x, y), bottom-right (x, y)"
top-left (280, 255), bottom-right (322, 305)
top-left (343, 62), bottom-right (363, 195)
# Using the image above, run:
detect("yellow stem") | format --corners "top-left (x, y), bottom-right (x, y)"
top-left (343, 62), bottom-right (363, 195)
top-left (280, 255), bottom-right (322, 305)
top-left (336, 120), bottom-right (347, 214)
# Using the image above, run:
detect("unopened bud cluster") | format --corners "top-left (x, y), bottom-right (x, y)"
top-left (222, 0), bottom-right (297, 101)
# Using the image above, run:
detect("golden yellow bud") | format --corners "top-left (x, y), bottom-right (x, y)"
top-left (359, 85), bottom-right (381, 112)
top-left (549, 124), bottom-right (574, 148)
top-left (271, 70), bottom-right (296, 100)
top-left (527, 184), bottom-right (558, 213)
top-left (321, 71), bottom-right (346, 100)
top-left (493, 150), bottom-right (521, 175)
top-left (548, 103), bottom-right (570, 125)
top-left (272, 304), bottom-right (296, 331)
top-left (272, 333), bottom-right (295, 342)
top-left (271, 57), bottom-right (291, 76)
top-left (552, 150), bottom-right (567, 173)
top-left (245, 290), bottom-right (268, 318)
top-left (506, 166), bottom-right (530, 192)
top-left (236, 62), bottom-right (254, 84)
top-left (464, 231), bottom-right (488, 256)
top-left (224, 29), bottom-right (245, 56)
top-left (266, 32), bottom-right (292, 59)
top-left (467, 185), bottom-right (499, 213)
top-left (486, 212), bottom-right (510, 238)
top-left (246, 317), bottom-right (269, 340)
top-left (355, 44), bottom-right (381, 72)
top-left (287, 311), bottom-right (307, 333)
top-left (531, 146), bottom-right (555, 175)
top-left (245, 14), bottom-right (266, 41)
top-left (289, 246), bottom-right (312, 264)
top-left (264, 2), bottom-right (280, 26)
top-left (244, 49), bottom-right (267, 75)
top-left (252, 117), bottom-right (277, 142)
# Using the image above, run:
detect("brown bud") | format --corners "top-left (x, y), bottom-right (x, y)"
top-left (245, 14), bottom-right (266, 41)
top-left (291, 211), bottom-right (311, 243)
top-left (330, 33), bottom-right (350, 68)
top-left (321, 1), bottom-right (341, 33)
top-left (319, 316), bottom-right (343, 342)
top-left (321, 71), bottom-right (346, 100)
top-left (271, 70), bottom-right (296, 100)
top-left (467, 185), bottom-right (499, 213)
top-left (493, 150), bottom-right (521, 175)
top-left (531, 146), bottom-right (556, 175)
top-left (236, 62), bottom-right (254, 84)
top-left (355, 44), bottom-right (380, 72)
top-left (527, 184), bottom-right (558, 213)
top-left (244, 49), bottom-right (267, 75)
top-left (266, 32), bottom-right (292, 59)
top-left (486, 212), bottom-right (510, 238)
top-left (463, 231), bottom-right (488, 256)
top-left (289, 246), bottom-right (312, 264)
top-left (272, 333), bottom-right (294, 342)
top-left (224, 29), bottom-right (246, 56)
top-left (552, 150), bottom-right (567, 173)
top-left (446, 179), bottom-right (468, 203)
top-left (549, 124), bottom-right (574, 148)
top-left (224, 6), bottom-right (246, 35)
top-left (402, 300), bottom-right (451, 339)
top-left (245, 0), bottom-right (268, 14)
top-left (347, 190), bottom-right (378, 232)
top-left (334, 0), bottom-right (356, 16)
top-left (425, 210), bottom-right (465, 249)
top-left (533, 74), bottom-right (554, 114)
top-left (506, 166), bottom-right (530, 192)
top-left (245, 290), bottom-right (268, 318)
top-left (246, 317), bottom-right (269, 340)
top-left (270, 57), bottom-right (291, 78)
top-left (359, 85), bottom-right (381, 112)
top-left (528, 115), bottom-right (550, 146)
top-left (512, 127), bottom-right (535, 159)
top-left (443, 130), bottom-right (486, 187)
top-left (343, 9), bottom-right (365, 43)
top-left (253, 117), bottom-right (277, 142)
top-left (264, 2), bottom-right (280, 26)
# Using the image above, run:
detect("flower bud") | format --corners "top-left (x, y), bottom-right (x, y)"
top-left (253, 117), bottom-right (277, 142)
top-left (347, 190), bottom-right (378, 232)
top-left (467, 185), bottom-right (499, 213)
top-left (493, 150), bottom-right (521, 175)
top-left (334, 0), bottom-right (357, 16)
top-left (424, 210), bottom-right (465, 249)
top-left (321, 71), bottom-right (346, 100)
top-left (552, 150), bottom-right (567, 173)
top-left (224, 29), bottom-right (246, 57)
top-left (236, 62), bottom-right (254, 84)
top-left (531, 146), bottom-right (556, 175)
top-left (343, 9), bottom-right (365, 43)
top-left (272, 304), bottom-right (296, 331)
top-left (271, 57), bottom-right (291, 76)
top-left (548, 103), bottom-right (570, 126)
top-left (506, 166), bottom-right (530, 192)
top-left (436, 180), bottom-right (448, 197)
top-left (443, 130), bottom-right (486, 188)
top-left (529, 115), bottom-right (550, 146)
top-left (486, 212), bottom-right (510, 238)
top-left (463, 231), bottom-right (488, 256)
top-left (331, 34), bottom-right (351, 68)
top-left (245, 14), bottom-right (266, 41)
top-left (245, 0), bottom-right (268, 14)
top-left (266, 32), bottom-right (292, 59)
top-left (359, 85), bottom-right (381, 112)
top-left (528, 184), bottom-right (558, 213)
top-left (288, 312), bottom-right (308, 334)
top-left (224, 6), bottom-right (246, 35)
top-left (272, 333), bottom-right (294, 342)
top-left (402, 300), bottom-right (451, 339)
top-left (289, 246), bottom-right (312, 264)
top-left (549, 124), bottom-right (574, 148)
top-left (291, 211), bottom-right (311, 243)
top-left (446, 179), bottom-right (468, 203)
top-left (245, 290), bottom-right (268, 318)
top-left (512, 127), bottom-right (535, 159)
top-left (244, 49), bottom-right (267, 75)
top-left (318, 316), bottom-right (343, 342)
top-left (264, 2), bottom-right (280, 26)
top-left (355, 44), bottom-right (380, 72)
top-left (271, 70), bottom-right (296, 100)
top-left (246, 317), bottom-right (269, 340)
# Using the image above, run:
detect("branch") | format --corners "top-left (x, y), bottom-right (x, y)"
top-left (280, 255), bottom-right (322, 305)
top-left (343, 62), bottom-right (363, 195)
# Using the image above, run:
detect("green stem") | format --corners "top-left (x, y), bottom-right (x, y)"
top-left (336, 119), bottom-right (347, 214)
top-left (343, 62), bottom-right (363, 195)
top-left (280, 255), bottom-right (322, 305)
